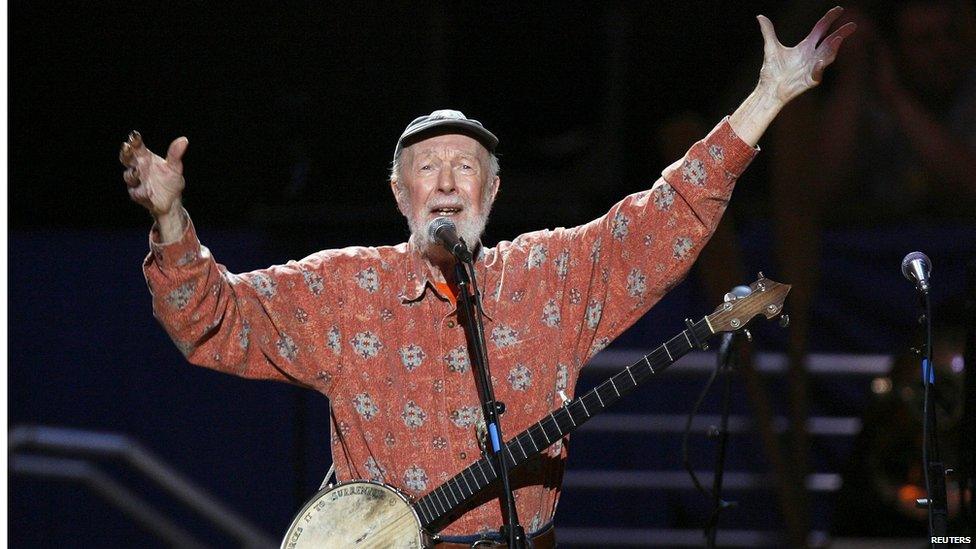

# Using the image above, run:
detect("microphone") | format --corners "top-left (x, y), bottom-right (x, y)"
top-left (902, 251), bottom-right (932, 294)
top-left (428, 217), bottom-right (473, 262)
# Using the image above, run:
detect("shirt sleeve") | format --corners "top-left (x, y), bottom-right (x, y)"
top-left (512, 117), bottom-right (758, 370)
top-left (142, 210), bottom-right (345, 394)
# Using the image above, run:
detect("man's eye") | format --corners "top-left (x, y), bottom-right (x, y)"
top-left (460, 164), bottom-right (473, 170)
top-left (420, 165), bottom-right (432, 171)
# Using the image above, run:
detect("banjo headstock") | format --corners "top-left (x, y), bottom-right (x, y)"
top-left (707, 274), bottom-right (791, 333)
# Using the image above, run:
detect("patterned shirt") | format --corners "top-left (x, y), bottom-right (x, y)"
top-left (143, 118), bottom-right (756, 536)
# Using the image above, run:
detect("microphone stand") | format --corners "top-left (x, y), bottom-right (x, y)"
top-left (453, 246), bottom-right (526, 549)
top-left (704, 331), bottom-right (744, 548)
top-left (961, 261), bottom-right (976, 538)
top-left (916, 290), bottom-right (949, 539)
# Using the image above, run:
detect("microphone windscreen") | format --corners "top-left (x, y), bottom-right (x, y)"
top-left (428, 217), bottom-right (456, 242)
top-left (901, 251), bottom-right (931, 279)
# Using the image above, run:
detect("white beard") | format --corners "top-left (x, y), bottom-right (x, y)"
top-left (405, 196), bottom-right (493, 257)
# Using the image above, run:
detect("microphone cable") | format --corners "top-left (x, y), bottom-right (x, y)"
top-left (681, 334), bottom-right (731, 501)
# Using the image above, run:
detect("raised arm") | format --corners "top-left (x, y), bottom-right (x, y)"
top-left (119, 131), bottom-right (189, 242)
top-left (119, 131), bottom-right (347, 392)
top-left (729, 6), bottom-right (856, 146)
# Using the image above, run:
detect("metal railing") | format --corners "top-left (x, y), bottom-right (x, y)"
top-left (9, 425), bottom-right (277, 549)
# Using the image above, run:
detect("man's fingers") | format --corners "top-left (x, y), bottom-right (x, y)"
top-left (127, 130), bottom-right (155, 163)
top-left (811, 60), bottom-right (826, 84)
top-left (805, 6), bottom-right (844, 46)
top-left (166, 137), bottom-right (189, 173)
top-left (123, 167), bottom-right (140, 188)
top-left (119, 142), bottom-right (135, 166)
top-left (816, 22), bottom-right (857, 73)
top-left (757, 15), bottom-right (780, 53)
top-left (822, 36), bottom-right (843, 66)
top-left (818, 21), bottom-right (857, 55)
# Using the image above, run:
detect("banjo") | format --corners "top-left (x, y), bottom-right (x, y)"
top-left (281, 276), bottom-right (790, 548)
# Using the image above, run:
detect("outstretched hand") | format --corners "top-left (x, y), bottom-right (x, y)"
top-left (119, 131), bottom-right (189, 219)
top-left (757, 6), bottom-right (857, 104)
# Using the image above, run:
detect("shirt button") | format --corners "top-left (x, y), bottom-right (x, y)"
top-left (447, 320), bottom-right (456, 328)
top-left (459, 451), bottom-right (467, 460)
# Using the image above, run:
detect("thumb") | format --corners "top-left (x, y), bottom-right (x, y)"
top-left (757, 15), bottom-right (779, 53)
top-left (166, 137), bottom-right (189, 172)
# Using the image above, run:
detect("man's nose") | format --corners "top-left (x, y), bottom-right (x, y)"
top-left (436, 166), bottom-right (457, 193)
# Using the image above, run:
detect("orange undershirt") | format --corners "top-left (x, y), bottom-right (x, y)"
top-left (433, 281), bottom-right (459, 307)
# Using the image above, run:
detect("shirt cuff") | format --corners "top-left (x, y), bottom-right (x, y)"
top-left (146, 209), bottom-right (203, 268)
top-left (708, 116), bottom-right (760, 178)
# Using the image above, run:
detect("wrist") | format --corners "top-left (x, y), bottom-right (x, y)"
top-left (753, 83), bottom-right (787, 112)
top-left (154, 201), bottom-right (187, 243)
top-left (728, 85), bottom-right (785, 147)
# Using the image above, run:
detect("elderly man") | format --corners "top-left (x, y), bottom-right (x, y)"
top-left (121, 8), bottom-right (853, 546)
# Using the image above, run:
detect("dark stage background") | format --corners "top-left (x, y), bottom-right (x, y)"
top-left (9, 1), bottom-right (976, 547)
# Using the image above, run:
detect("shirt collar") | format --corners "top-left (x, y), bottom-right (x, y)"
top-left (397, 239), bottom-right (430, 303)
top-left (398, 238), bottom-right (497, 320)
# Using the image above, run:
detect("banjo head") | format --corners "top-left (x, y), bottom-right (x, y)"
top-left (281, 480), bottom-right (425, 549)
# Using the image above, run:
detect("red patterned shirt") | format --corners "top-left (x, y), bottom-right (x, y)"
top-left (144, 118), bottom-right (756, 536)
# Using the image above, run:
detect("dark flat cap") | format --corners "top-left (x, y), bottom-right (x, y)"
top-left (394, 109), bottom-right (498, 161)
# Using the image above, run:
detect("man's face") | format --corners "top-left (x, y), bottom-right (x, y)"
top-left (392, 133), bottom-right (500, 255)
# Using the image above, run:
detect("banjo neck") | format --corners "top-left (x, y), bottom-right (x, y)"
top-left (414, 274), bottom-right (790, 533)
top-left (414, 316), bottom-right (714, 532)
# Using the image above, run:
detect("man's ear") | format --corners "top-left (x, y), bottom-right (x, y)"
top-left (489, 176), bottom-right (501, 203)
top-left (391, 179), bottom-right (408, 215)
